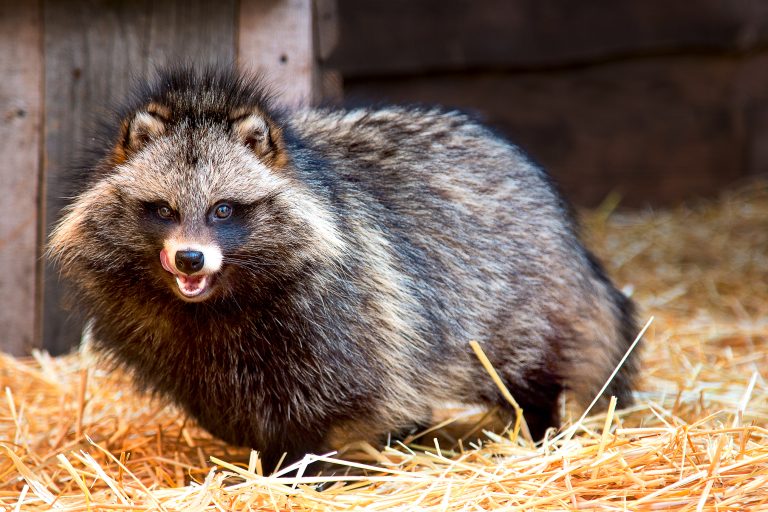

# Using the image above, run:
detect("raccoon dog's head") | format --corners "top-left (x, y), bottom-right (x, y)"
top-left (50, 68), bottom-right (344, 305)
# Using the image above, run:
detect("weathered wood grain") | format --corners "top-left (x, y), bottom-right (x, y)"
top-left (332, 0), bottom-right (768, 76)
top-left (314, 0), bottom-right (343, 104)
top-left (314, 0), bottom-right (338, 62)
top-left (0, 1), bottom-right (42, 355)
top-left (238, 0), bottom-right (317, 106)
top-left (42, 0), bottom-right (236, 354)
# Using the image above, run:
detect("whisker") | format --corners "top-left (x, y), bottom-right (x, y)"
top-left (221, 258), bottom-right (283, 281)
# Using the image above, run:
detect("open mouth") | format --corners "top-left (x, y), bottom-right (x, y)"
top-left (160, 249), bottom-right (216, 301)
top-left (174, 273), bottom-right (211, 298)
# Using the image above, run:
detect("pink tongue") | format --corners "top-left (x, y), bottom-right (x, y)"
top-left (160, 249), bottom-right (174, 274)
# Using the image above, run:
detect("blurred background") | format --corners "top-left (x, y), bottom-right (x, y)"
top-left (331, 0), bottom-right (768, 207)
top-left (1, 0), bottom-right (767, 354)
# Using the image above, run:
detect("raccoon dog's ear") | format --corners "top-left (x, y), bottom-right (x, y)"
top-left (121, 104), bottom-right (169, 154)
top-left (230, 111), bottom-right (284, 163)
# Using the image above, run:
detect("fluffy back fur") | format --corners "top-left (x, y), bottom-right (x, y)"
top-left (49, 66), bottom-right (639, 471)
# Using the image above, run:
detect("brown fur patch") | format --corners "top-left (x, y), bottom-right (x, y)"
top-left (229, 107), bottom-right (288, 169)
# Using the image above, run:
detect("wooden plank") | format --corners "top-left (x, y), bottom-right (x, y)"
top-left (331, 0), bottom-right (768, 77)
top-left (42, 0), bottom-right (236, 354)
top-left (0, 1), bottom-right (42, 355)
top-left (314, 0), bottom-right (343, 104)
top-left (344, 52), bottom-right (765, 207)
top-left (238, 0), bottom-right (317, 106)
top-left (313, 0), bottom-right (338, 62)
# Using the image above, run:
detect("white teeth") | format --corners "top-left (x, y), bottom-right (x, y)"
top-left (175, 275), bottom-right (209, 297)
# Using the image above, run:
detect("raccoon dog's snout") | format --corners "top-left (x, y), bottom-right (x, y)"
top-left (175, 250), bottom-right (204, 274)
top-left (159, 243), bottom-right (222, 301)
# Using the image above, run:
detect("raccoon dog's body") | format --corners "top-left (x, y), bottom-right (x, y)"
top-left (50, 67), bottom-right (639, 471)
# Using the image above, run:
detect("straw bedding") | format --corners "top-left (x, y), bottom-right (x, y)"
top-left (2, 181), bottom-right (768, 510)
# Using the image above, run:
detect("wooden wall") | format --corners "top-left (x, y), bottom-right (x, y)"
top-left (0, 2), bottom-right (42, 357)
top-left (0, 0), bottom-right (327, 355)
top-left (330, 0), bottom-right (768, 207)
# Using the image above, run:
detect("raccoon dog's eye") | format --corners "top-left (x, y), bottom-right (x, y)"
top-left (213, 203), bottom-right (233, 220)
top-left (156, 205), bottom-right (174, 220)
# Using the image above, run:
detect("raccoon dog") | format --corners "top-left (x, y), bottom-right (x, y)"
top-left (49, 66), bottom-right (639, 471)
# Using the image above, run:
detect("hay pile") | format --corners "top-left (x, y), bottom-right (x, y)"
top-left (2, 182), bottom-right (768, 510)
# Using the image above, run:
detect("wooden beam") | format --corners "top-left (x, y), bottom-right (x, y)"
top-left (314, 0), bottom-right (343, 104)
top-left (238, 0), bottom-right (318, 107)
top-left (331, 0), bottom-right (768, 77)
top-left (0, 0), bottom-right (42, 355)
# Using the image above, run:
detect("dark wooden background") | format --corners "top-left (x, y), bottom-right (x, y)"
top-left (2, 0), bottom-right (767, 355)
top-left (331, 0), bottom-right (768, 207)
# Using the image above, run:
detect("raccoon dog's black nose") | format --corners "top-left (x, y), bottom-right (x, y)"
top-left (175, 250), bottom-right (205, 274)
